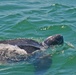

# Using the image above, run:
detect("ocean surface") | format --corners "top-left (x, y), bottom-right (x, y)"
top-left (0, 0), bottom-right (76, 75)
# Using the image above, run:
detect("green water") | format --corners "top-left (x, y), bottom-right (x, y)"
top-left (0, 0), bottom-right (76, 75)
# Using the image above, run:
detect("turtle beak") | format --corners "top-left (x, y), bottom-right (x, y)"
top-left (44, 34), bottom-right (64, 47)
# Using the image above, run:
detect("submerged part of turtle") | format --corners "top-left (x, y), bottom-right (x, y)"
top-left (27, 50), bottom-right (52, 71)
top-left (0, 34), bottom-right (64, 53)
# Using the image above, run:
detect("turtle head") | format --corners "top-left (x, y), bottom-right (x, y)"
top-left (42, 34), bottom-right (64, 48)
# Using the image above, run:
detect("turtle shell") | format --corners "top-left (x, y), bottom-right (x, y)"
top-left (0, 39), bottom-right (41, 53)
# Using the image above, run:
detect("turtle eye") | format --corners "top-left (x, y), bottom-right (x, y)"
top-left (55, 39), bottom-right (62, 44)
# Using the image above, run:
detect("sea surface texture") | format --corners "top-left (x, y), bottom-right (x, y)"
top-left (0, 0), bottom-right (76, 75)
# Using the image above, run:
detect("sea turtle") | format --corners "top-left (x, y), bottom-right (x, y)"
top-left (0, 34), bottom-right (64, 54)
top-left (0, 34), bottom-right (64, 70)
